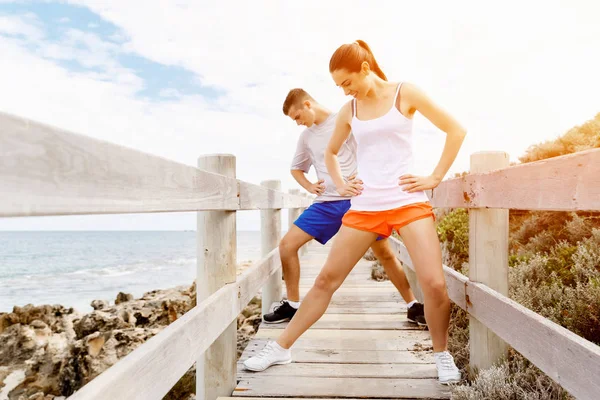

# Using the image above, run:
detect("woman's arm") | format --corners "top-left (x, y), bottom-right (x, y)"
top-left (399, 83), bottom-right (467, 193)
top-left (325, 102), bottom-right (363, 196)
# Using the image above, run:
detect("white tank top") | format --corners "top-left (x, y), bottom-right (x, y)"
top-left (350, 82), bottom-right (429, 211)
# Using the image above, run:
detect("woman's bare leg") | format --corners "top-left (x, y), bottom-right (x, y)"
top-left (277, 226), bottom-right (378, 348)
top-left (397, 217), bottom-right (450, 352)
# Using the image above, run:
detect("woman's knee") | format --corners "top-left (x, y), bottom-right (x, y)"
top-left (313, 271), bottom-right (341, 293)
top-left (421, 276), bottom-right (448, 299)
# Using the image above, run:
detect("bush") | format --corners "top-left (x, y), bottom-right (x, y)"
top-left (436, 208), bottom-right (469, 271)
top-left (453, 353), bottom-right (571, 400)
top-left (433, 208), bottom-right (600, 398)
top-left (510, 230), bottom-right (600, 344)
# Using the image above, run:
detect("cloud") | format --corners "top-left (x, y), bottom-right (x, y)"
top-left (0, 12), bottom-right (43, 41)
top-left (1, 1), bottom-right (600, 231)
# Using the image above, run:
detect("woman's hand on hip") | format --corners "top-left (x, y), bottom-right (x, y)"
top-left (399, 174), bottom-right (441, 193)
top-left (337, 174), bottom-right (363, 197)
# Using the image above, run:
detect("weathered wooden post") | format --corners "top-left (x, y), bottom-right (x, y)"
top-left (469, 151), bottom-right (510, 370)
top-left (196, 154), bottom-right (237, 400)
top-left (261, 180), bottom-right (283, 316)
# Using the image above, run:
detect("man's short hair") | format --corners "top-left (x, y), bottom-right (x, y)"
top-left (282, 88), bottom-right (314, 115)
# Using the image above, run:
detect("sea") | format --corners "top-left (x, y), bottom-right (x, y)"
top-left (0, 231), bottom-right (263, 313)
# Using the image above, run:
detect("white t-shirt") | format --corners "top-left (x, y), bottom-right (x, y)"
top-left (290, 113), bottom-right (358, 202)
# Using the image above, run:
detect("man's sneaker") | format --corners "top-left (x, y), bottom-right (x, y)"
top-left (243, 341), bottom-right (292, 372)
top-left (263, 300), bottom-right (297, 324)
top-left (407, 302), bottom-right (427, 327)
top-left (434, 351), bottom-right (461, 384)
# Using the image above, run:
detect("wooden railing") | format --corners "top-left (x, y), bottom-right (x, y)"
top-left (3, 110), bottom-right (600, 400)
top-left (0, 111), bottom-right (312, 400)
top-left (393, 150), bottom-right (600, 400)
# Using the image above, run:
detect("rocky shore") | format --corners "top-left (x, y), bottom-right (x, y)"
top-left (0, 282), bottom-right (262, 400)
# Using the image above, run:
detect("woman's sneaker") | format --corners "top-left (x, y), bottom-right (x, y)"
top-left (407, 302), bottom-right (427, 327)
top-left (434, 351), bottom-right (461, 384)
top-left (243, 341), bottom-right (292, 372)
top-left (263, 300), bottom-right (297, 324)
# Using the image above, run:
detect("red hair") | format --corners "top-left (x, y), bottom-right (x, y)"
top-left (329, 40), bottom-right (387, 81)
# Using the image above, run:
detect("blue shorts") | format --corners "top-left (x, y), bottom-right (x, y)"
top-left (294, 200), bottom-right (383, 245)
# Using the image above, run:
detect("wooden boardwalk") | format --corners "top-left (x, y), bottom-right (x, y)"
top-left (229, 241), bottom-right (451, 399)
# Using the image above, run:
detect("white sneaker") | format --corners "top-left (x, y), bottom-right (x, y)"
top-left (434, 351), bottom-right (461, 384)
top-left (243, 341), bottom-right (292, 372)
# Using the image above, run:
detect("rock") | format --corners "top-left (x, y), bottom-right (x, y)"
top-left (0, 305), bottom-right (75, 334)
top-left (0, 281), bottom-right (252, 400)
top-left (0, 369), bottom-right (26, 399)
top-left (73, 311), bottom-right (134, 339)
top-left (0, 312), bottom-right (20, 333)
top-left (0, 324), bottom-right (41, 363)
top-left (115, 292), bottom-right (133, 305)
top-left (371, 260), bottom-right (388, 281)
top-left (85, 332), bottom-right (106, 357)
top-left (30, 320), bottom-right (48, 330)
top-left (90, 300), bottom-right (109, 310)
top-left (163, 365), bottom-right (195, 400)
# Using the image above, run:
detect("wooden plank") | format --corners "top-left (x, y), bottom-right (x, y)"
top-left (196, 155), bottom-right (237, 399)
top-left (326, 300), bottom-right (404, 306)
top-left (466, 281), bottom-right (600, 400)
top-left (237, 251), bottom-right (281, 310)
top-left (69, 249), bottom-right (282, 400)
top-left (429, 148), bottom-right (600, 211)
top-left (239, 181), bottom-right (312, 209)
top-left (247, 336), bottom-right (431, 352)
top-left (299, 279), bottom-right (382, 286)
top-left (284, 293), bottom-right (403, 302)
top-left (240, 341), bottom-right (434, 362)
top-left (297, 285), bottom-right (399, 292)
top-left (299, 272), bottom-right (374, 279)
top-left (261, 313), bottom-right (416, 330)
top-left (272, 299), bottom-right (407, 313)
top-left (0, 111), bottom-right (238, 217)
top-left (237, 362), bottom-right (437, 378)
top-left (0, 111), bottom-right (311, 217)
top-left (255, 328), bottom-right (429, 341)
top-left (468, 152), bottom-right (509, 370)
top-left (324, 306), bottom-right (407, 314)
top-left (267, 313), bottom-right (405, 322)
top-left (233, 377), bottom-right (450, 399)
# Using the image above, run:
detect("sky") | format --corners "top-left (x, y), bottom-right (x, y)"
top-left (0, 0), bottom-right (599, 231)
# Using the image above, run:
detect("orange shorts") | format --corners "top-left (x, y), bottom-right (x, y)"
top-left (341, 202), bottom-right (435, 238)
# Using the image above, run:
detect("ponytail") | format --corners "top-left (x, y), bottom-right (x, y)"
top-left (329, 39), bottom-right (387, 81)
top-left (354, 40), bottom-right (387, 80)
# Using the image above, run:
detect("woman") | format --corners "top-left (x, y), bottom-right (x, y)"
top-left (244, 40), bottom-right (466, 384)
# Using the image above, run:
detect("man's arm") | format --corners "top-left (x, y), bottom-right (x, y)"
top-left (291, 169), bottom-right (324, 195)
top-left (325, 102), bottom-right (363, 196)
